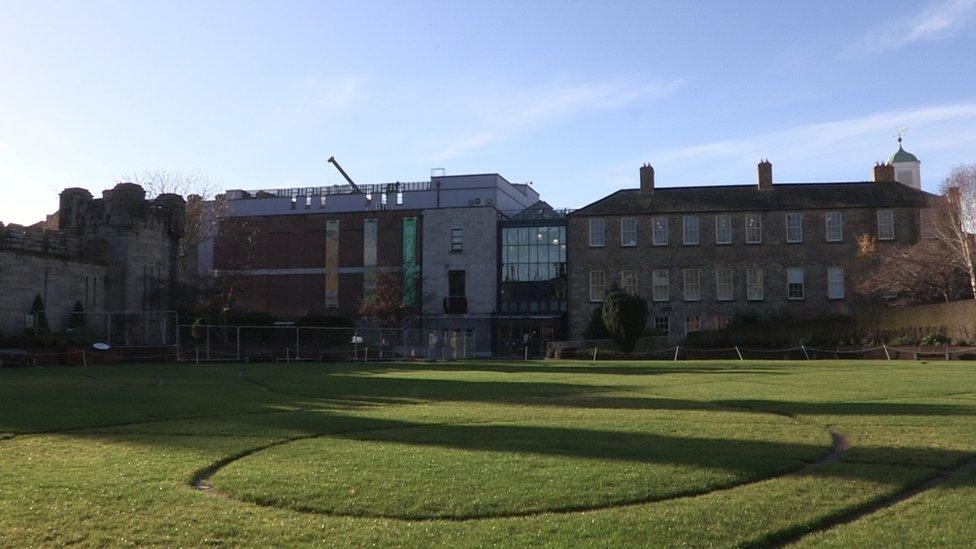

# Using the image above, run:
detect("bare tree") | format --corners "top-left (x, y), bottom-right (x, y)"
top-left (123, 170), bottom-right (226, 281)
top-left (858, 236), bottom-right (968, 305)
top-left (931, 163), bottom-right (976, 299)
top-left (358, 271), bottom-right (407, 328)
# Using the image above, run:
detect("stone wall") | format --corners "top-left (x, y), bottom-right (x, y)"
top-left (0, 225), bottom-right (108, 333)
top-left (567, 206), bottom-right (921, 340)
top-left (421, 206), bottom-right (500, 355)
top-left (0, 183), bottom-right (185, 339)
top-left (857, 300), bottom-right (976, 343)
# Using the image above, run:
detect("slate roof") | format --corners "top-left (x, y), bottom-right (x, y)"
top-left (571, 181), bottom-right (936, 217)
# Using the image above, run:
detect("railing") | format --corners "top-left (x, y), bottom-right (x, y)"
top-left (443, 296), bottom-right (468, 314)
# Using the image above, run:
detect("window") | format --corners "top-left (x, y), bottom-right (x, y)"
top-left (685, 315), bottom-right (702, 333)
top-left (652, 269), bottom-right (670, 302)
top-left (828, 266), bottom-right (845, 299)
top-left (746, 268), bottom-right (764, 301)
top-left (448, 270), bottom-right (466, 297)
top-left (683, 216), bottom-right (699, 245)
top-left (878, 210), bottom-right (895, 240)
top-left (589, 270), bottom-right (605, 302)
top-left (620, 217), bottom-right (637, 247)
top-left (786, 213), bottom-right (803, 243)
top-left (396, 191), bottom-right (404, 205)
top-left (621, 270), bottom-right (638, 294)
top-left (746, 213), bottom-right (762, 243)
top-left (319, 195), bottom-right (326, 208)
top-left (451, 228), bottom-right (463, 252)
top-left (652, 217), bottom-right (668, 246)
top-left (683, 269), bottom-right (701, 301)
top-left (715, 315), bottom-right (733, 330)
top-left (825, 211), bottom-right (843, 242)
top-left (715, 214), bottom-right (732, 244)
top-left (716, 268), bottom-right (733, 301)
top-left (589, 218), bottom-right (605, 247)
top-left (654, 316), bottom-right (670, 335)
top-left (787, 267), bottom-right (805, 300)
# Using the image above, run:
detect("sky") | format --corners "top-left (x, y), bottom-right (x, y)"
top-left (1, 0), bottom-right (975, 224)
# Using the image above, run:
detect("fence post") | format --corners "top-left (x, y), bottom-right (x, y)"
top-left (735, 346), bottom-right (743, 361)
top-left (593, 347), bottom-right (598, 362)
top-left (195, 346), bottom-right (199, 366)
top-left (365, 347), bottom-right (369, 363)
top-left (82, 349), bottom-right (88, 367)
top-left (295, 327), bottom-right (301, 361)
top-left (801, 345), bottom-right (810, 360)
top-left (946, 343), bottom-right (950, 361)
top-left (883, 344), bottom-right (891, 360)
top-left (236, 326), bottom-right (242, 362)
top-left (206, 326), bottom-right (211, 361)
top-left (673, 346), bottom-right (679, 362)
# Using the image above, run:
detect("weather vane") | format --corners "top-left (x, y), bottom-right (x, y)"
top-left (894, 127), bottom-right (910, 144)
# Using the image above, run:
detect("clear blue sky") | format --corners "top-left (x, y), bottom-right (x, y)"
top-left (1, 0), bottom-right (975, 224)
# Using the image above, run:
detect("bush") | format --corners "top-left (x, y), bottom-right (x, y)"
top-left (582, 307), bottom-right (610, 340)
top-left (67, 301), bottom-right (86, 330)
top-left (922, 332), bottom-right (951, 346)
top-left (601, 290), bottom-right (648, 353)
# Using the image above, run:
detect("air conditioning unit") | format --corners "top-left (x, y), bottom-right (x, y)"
top-left (487, 198), bottom-right (494, 205)
top-left (468, 199), bottom-right (474, 205)
top-left (474, 197), bottom-right (481, 204)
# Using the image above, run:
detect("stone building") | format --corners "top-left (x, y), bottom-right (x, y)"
top-left (566, 158), bottom-right (935, 341)
top-left (0, 183), bottom-right (185, 339)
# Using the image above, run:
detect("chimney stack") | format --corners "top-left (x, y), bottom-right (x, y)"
top-left (873, 162), bottom-right (895, 182)
top-left (757, 159), bottom-right (772, 190)
top-left (640, 163), bottom-right (655, 193)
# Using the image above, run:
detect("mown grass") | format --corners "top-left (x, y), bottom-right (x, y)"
top-left (0, 359), bottom-right (974, 546)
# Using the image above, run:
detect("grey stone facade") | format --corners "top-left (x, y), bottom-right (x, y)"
top-left (421, 207), bottom-right (500, 356)
top-left (0, 183), bottom-right (185, 337)
top-left (567, 170), bottom-right (934, 341)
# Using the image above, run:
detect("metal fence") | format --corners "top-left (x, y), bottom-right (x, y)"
top-left (548, 342), bottom-right (976, 361)
top-left (176, 324), bottom-right (479, 363)
top-left (0, 308), bottom-right (178, 347)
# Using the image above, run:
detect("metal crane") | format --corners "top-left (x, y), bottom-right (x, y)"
top-left (327, 156), bottom-right (362, 193)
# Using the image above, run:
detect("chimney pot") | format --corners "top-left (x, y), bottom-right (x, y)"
top-left (640, 163), bottom-right (655, 193)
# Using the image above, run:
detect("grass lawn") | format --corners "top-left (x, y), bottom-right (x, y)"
top-left (1, 359), bottom-right (975, 546)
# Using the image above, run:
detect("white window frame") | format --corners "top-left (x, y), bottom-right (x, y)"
top-left (716, 268), bottom-right (733, 301)
top-left (877, 210), bottom-right (895, 241)
top-left (746, 268), bottom-right (764, 301)
top-left (786, 213), bottom-right (803, 243)
top-left (451, 228), bottom-right (463, 252)
top-left (787, 267), bottom-right (805, 300)
top-left (825, 211), bottom-right (843, 242)
top-left (652, 269), bottom-right (670, 302)
top-left (589, 270), bottom-right (605, 302)
top-left (746, 213), bottom-right (762, 244)
top-left (621, 269), bottom-right (638, 295)
top-left (715, 214), bottom-right (732, 244)
top-left (652, 216), bottom-right (668, 246)
top-left (683, 216), bottom-right (699, 245)
top-left (828, 266), bottom-right (845, 300)
top-left (683, 268), bottom-right (701, 301)
top-left (654, 316), bottom-right (670, 335)
top-left (620, 217), bottom-right (637, 247)
top-left (589, 218), bottom-right (605, 247)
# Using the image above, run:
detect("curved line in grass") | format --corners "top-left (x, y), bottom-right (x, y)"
top-left (749, 453), bottom-right (976, 548)
top-left (191, 416), bottom-right (849, 522)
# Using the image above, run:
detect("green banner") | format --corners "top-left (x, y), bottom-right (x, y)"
top-left (325, 220), bottom-right (339, 308)
top-left (402, 217), bottom-right (418, 306)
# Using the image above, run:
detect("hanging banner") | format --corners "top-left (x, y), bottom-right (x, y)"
top-left (402, 217), bottom-right (418, 306)
top-left (363, 218), bottom-right (378, 298)
top-left (325, 220), bottom-right (339, 307)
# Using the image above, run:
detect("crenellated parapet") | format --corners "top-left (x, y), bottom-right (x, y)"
top-left (0, 222), bottom-right (108, 264)
top-left (58, 182), bottom-right (186, 239)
